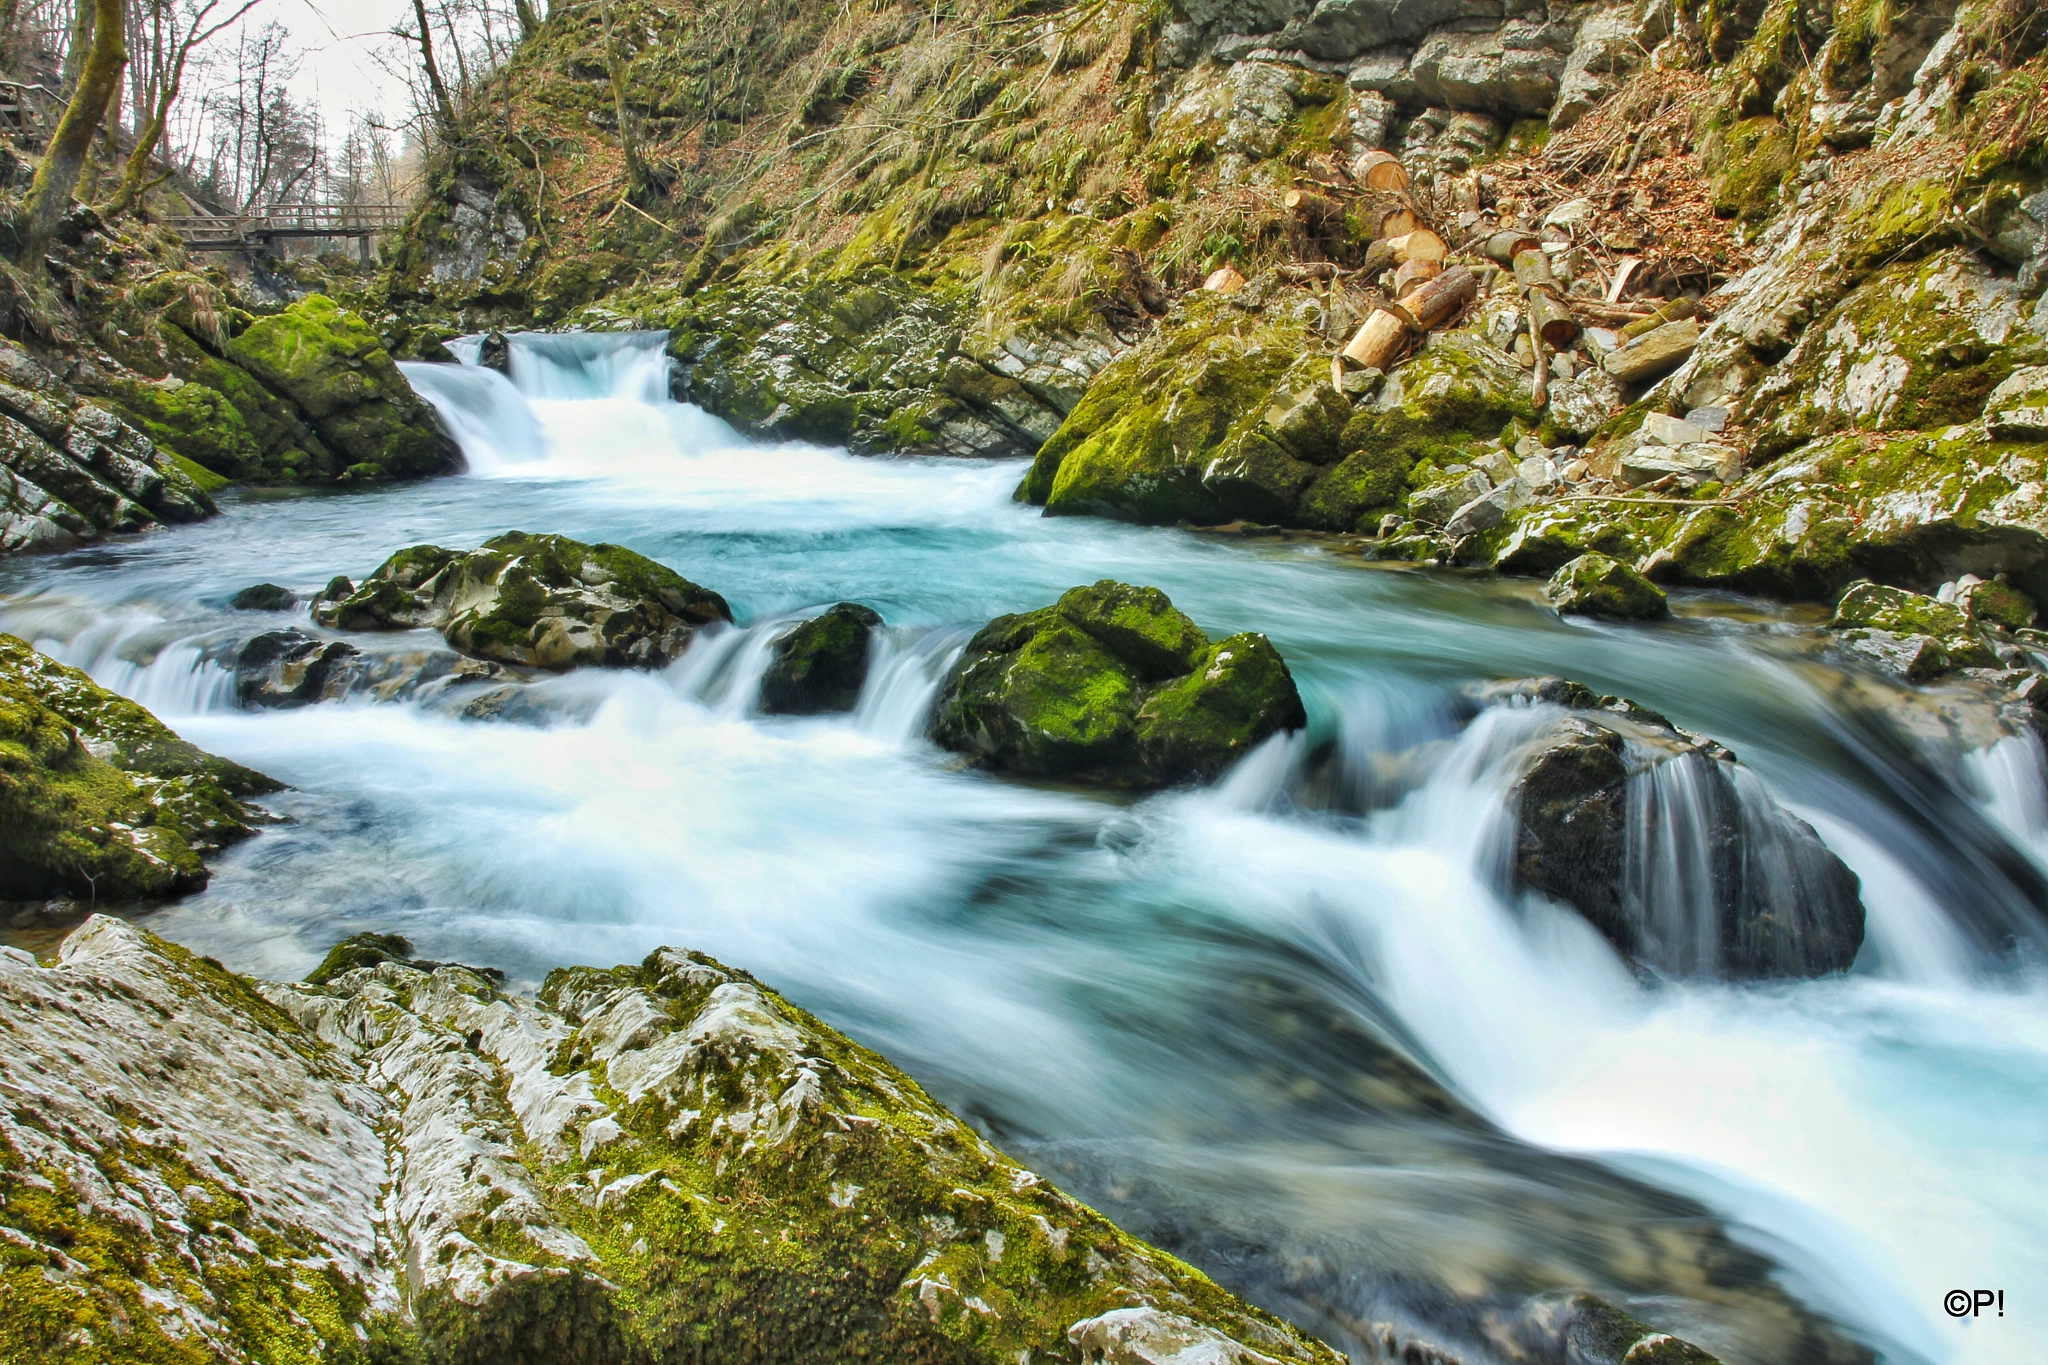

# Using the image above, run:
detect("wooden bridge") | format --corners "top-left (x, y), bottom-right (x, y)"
top-left (160, 204), bottom-right (413, 254)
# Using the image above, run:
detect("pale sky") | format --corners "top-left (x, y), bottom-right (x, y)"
top-left (235, 0), bottom-right (418, 130)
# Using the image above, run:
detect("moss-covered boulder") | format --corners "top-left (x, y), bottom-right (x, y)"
top-left (1545, 553), bottom-right (1670, 620)
top-left (1020, 292), bottom-right (1537, 534)
top-left (315, 531), bottom-right (732, 671)
top-left (0, 634), bottom-right (277, 901)
top-left (759, 602), bottom-right (882, 715)
top-left (929, 581), bottom-right (1306, 789)
top-left (1828, 579), bottom-right (2000, 680)
top-left (226, 294), bottom-right (461, 481)
top-left (0, 915), bottom-right (1351, 1365)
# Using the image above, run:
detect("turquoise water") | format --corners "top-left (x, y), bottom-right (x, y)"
top-left (2, 335), bottom-right (2044, 1364)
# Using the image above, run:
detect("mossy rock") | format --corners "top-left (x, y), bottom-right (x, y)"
top-left (317, 531), bottom-right (732, 672)
top-left (929, 580), bottom-right (1306, 789)
top-left (1829, 579), bottom-right (1999, 672)
top-left (0, 633), bottom-right (276, 901)
top-left (227, 295), bottom-right (461, 481)
top-left (106, 375), bottom-right (262, 484)
top-left (759, 603), bottom-right (883, 715)
top-left (1545, 553), bottom-right (1670, 620)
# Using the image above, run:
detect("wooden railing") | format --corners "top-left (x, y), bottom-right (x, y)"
top-left (161, 204), bottom-right (413, 249)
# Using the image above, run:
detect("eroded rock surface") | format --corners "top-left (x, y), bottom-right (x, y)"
top-left (931, 581), bottom-right (1306, 788)
top-left (315, 531), bottom-right (732, 671)
top-left (0, 916), bottom-right (1352, 1365)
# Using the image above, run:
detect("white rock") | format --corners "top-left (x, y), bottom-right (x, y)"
top-left (1641, 411), bottom-right (1708, 448)
top-left (1446, 478), bottom-right (1530, 537)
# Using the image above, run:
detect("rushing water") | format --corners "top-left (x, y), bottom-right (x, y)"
top-left (5, 332), bottom-right (2046, 1365)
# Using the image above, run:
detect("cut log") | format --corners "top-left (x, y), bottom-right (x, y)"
top-left (1360, 238), bottom-right (1399, 277)
top-left (1483, 230), bottom-right (1542, 265)
top-left (1278, 261), bottom-right (1338, 283)
top-left (1396, 263), bottom-right (1478, 332)
top-left (1372, 205), bottom-right (1417, 241)
top-left (1204, 266), bottom-right (1247, 294)
top-left (1619, 296), bottom-right (1697, 341)
top-left (1343, 308), bottom-right (1412, 371)
top-left (1512, 249), bottom-right (1559, 292)
top-left (1285, 188), bottom-right (1341, 224)
top-left (1354, 150), bottom-right (1410, 192)
top-left (1394, 258), bottom-right (1442, 294)
top-left (1530, 291), bottom-right (1580, 347)
top-left (1604, 317), bottom-right (1700, 383)
top-left (1388, 229), bottom-right (1446, 264)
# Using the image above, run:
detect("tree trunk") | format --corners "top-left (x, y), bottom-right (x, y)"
top-left (25, 0), bottom-right (124, 251)
top-left (1483, 230), bottom-right (1541, 265)
top-left (1530, 291), bottom-right (1580, 348)
top-left (412, 0), bottom-right (457, 134)
top-left (1513, 248), bottom-right (1558, 292)
top-left (598, 0), bottom-right (644, 193)
top-left (515, 0), bottom-right (542, 38)
top-left (63, 0), bottom-right (93, 87)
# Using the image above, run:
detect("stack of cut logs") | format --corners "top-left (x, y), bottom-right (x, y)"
top-left (1482, 231), bottom-right (1579, 409)
top-left (1320, 154), bottom-right (1478, 375)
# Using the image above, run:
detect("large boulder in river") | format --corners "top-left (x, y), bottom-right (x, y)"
top-left (0, 634), bottom-right (276, 901)
top-left (931, 581), bottom-right (1306, 789)
top-left (0, 915), bottom-right (1348, 1365)
top-left (315, 531), bottom-right (731, 670)
top-left (225, 294), bottom-right (461, 481)
top-left (759, 602), bottom-right (882, 715)
top-left (1545, 553), bottom-right (1669, 620)
top-left (1480, 677), bottom-right (1864, 979)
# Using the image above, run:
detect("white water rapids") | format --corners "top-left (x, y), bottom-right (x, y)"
top-left (3, 332), bottom-right (2045, 1364)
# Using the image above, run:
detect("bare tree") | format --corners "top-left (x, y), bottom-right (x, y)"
top-left (22, 0), bottom-right (122, 248)
top-left (108, 0), bottom-right (263, 213)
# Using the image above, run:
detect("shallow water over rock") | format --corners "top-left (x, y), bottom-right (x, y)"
top-left (4, 334), bottom-right (2046, 1365)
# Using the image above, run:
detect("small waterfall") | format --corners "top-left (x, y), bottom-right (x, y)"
top-left (666, 622), bottom-right (784, 720)
top-left (854, 628), bottom-right (970, 744)
top-left (503, 331), bottom-right (673, 403)
top-left (397, 361), bottom-right (546, 474)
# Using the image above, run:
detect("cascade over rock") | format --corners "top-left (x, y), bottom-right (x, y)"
top-left (0, 916), bottom-right (1359, 1365)
top-left (314, 531), bottom-right (732, 671)
top-left (0, 634), bottom-right (277, 901)
top-left (1479, 677), bottom-right (1865, 979)
top-left (930, 581), bottom-right (1307, 789)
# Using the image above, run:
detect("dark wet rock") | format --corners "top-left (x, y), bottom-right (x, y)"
top-left (229, 583), bottom-right (297, 611)
top-left (478, 330), bottom-right (511, 374)
top-left (1476, 677), bottom-right (1865, 979)
top-left (0, 633), bottom-right (276, 901)
top-left (1545, 552), bottom-right (1669, 620)
top-left (314, 531), bottom-right (731, 671)
top-left (931, 581), bottom-right (1306, 790)
top-left (759, 603), bottom-right (882, 715)
top-left (236, 630), bottom-right (364, 709)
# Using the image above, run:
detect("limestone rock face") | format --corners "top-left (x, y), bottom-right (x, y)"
top-left (1545, 552), bottom-right (1669, 620)
top-left (930, 581), bottom-right (1307, 789)
top-left (759, 602), bottom-right (883, 715)
top-left (0, 340), bottom-right (215, 552)
top-left (0, 916), bottom-right (1349, 1365)
top-left (1479, 678), bottom-right (1865, 979)
top-left (226, 295), bottom-right (462, 481)
top-left (0, 634), bottom-right (276, 901)
top-left (1827, 579), bottom-right (2000, 681)
top-left (315, 531), bottom-right (732, 671)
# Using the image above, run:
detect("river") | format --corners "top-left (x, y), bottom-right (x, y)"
top-left (2, 332), bottom-right (2043, 1365)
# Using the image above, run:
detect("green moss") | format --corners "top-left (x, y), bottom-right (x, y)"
top-left (1709, 117), bottom-right (1794, 221)
top-left (1545, 552), bottom-right (1670, 620)
top-left (107, 378), bottom-right (261, 483)
top-left (227, 295), bottom-right (458, 481)
top-left (168, 451), bottom-right (229, 492)
top-left (0, 634), bottom-right (274, 902)
top-left (1843, 177), bottom-right (1954, 269)
top-left (306, 932), bottom-right (416, 985)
